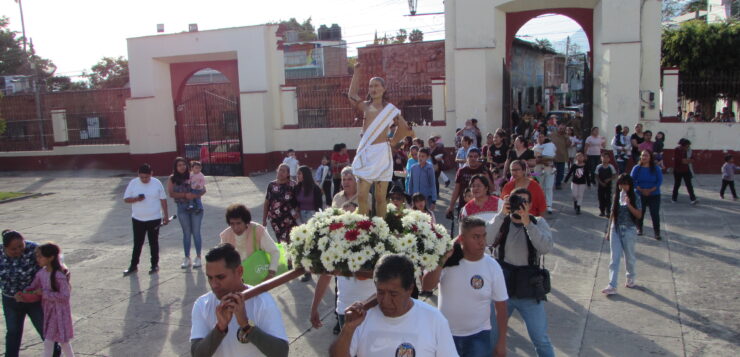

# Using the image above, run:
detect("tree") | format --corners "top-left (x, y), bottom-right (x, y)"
top-left (681, 0), bottom-right (707, 15)
top-left (86, 56), bottom-right (129, 89)
top-left (662, 20), bottom-right (740, 102)
top-left (0, 17), bottom-right (56, 78)
top-left (47, 76), bottom-right (89, 92)
top-left (409, 29), bottom-right (424, 42)
top-left (394, 29), bottom-right (408, 44)
top-left (662, 0), bottom-right (684, 21)
top-left (276, 17), bottom-right (317, 41)
top-left (534, 38), bottom-right (555, 52)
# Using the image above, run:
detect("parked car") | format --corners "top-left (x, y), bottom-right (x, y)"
top-left (564, 105), bottom-right (584, 115)
top-left (199, 139), bottom-right (242, 165)
top-left (545, 110), bottom-right (578, 125)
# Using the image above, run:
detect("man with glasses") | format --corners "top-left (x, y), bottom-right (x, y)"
top-left (487, 188), bottom-right (555, 357)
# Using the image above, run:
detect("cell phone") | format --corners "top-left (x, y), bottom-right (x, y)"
top-left (138, 194), bottom-right (145, 199)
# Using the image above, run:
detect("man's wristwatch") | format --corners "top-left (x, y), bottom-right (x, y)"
top-left (236, 320), bottom-right (255, 343)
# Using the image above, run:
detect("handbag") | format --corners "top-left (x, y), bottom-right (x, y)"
top-left (242, 227), bottom-right (289, 285)
top-left (495, 215), bottom-right (551, 302)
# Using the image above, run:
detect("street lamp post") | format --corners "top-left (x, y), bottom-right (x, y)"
top-left (15, 0), bottom-right (28, 53)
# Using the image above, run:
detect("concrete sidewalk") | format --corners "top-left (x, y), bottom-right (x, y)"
top-left (0, 170), bottom-right (737, 356)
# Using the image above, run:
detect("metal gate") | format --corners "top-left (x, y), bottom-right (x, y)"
top-left (176, 88), bottom-right (243, 176)
top-left (582, 57), bottom-right (593, 138)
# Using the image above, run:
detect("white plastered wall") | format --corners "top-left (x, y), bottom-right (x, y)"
top-left (125, 25), bottom-right (282, 156)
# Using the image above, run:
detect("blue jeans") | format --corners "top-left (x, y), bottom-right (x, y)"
top-left (300, 210), bottom-right (316, 223)
top-left (3, 295), bottom-right (45, 357)
top-left (555, 162), bottom-right (565, 187)
top-left (616, 160), bottom-right (627, 174)
top-left (177, 203), bottom-right (203, 258)
top-left (609, 225), bottom-right (637, 288)
top-left (453, 329), bottom-right (492, 357)
top-left (491, 298), bottom-right (555, 357)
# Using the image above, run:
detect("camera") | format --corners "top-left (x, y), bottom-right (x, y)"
top-left (509, 194), bottom-right (525, 212)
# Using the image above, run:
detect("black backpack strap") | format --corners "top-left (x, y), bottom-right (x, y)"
top-left (495, 215), bottom-right (512, 262)
top-left (523, 215), bottom-right (539, 267)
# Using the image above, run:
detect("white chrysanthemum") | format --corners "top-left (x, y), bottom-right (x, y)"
top-left (300, 258), bottom-right (313, 269)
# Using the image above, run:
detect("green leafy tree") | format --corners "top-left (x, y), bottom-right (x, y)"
top-left (662, 20), bottom-right (740, 102)
top-left (0, 17), bottom-right (56, 78)
top-left (681, 0), bottom-right (707, 14)
top-left (534, 38), bottom-right (555, 52)
top-left (409, 29), bottom-right (423, 42)
top-left (394, 29), bottom-right (408, 44)
top-left (86, 56), bottom-right (129, 89)
top-left (277, 17), bottom-right (317, 41)
top-left (47, 75), bottom-right (89, 91)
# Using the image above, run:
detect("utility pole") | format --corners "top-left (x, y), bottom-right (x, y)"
top-left (563, 36), bottom-right (570, 108)
top-left (31, 62), bottom-right (46, 150)
top-left (16, 0), bottom-right (28, 53)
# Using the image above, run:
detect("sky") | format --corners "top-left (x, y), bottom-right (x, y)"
top-left (0, 0), bottom-right (586, 79)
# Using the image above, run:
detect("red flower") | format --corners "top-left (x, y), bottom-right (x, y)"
top-left (356, 220), bottom-right (373, 231)
top-left (329, 222), bottom-right (345, 231)
top-left (411, 225), bottom-right (419, 233)
top-left (345, 229), bottom-right (360, 241)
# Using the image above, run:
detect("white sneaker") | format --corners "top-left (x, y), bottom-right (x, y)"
top-left (690, 200), bottom-right (698, 205)
top-left (180, 257), bottom-right (191, 269)
top-left (625, 278), bottom-right (636, 288)
top-left (193, 257), bottom-right (202, 268)
top-left (601, 286), bottom-right (617, 295)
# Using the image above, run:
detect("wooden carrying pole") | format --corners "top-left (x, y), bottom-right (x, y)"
top-left (240, 268), bottom-right (378, 310)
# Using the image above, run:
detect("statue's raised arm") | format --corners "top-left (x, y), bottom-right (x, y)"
top-left (348, 63), bottom-right (367, 112)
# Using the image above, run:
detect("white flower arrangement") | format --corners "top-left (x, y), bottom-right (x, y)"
top-left (288, 204), bottom-right (453, 278)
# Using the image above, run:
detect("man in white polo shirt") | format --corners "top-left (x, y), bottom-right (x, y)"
top-left (428, 216), bottom-right (509, 357)
top-left (191, 243), bottom-right (288, 357)
top-left (330, 254), bottom-right (458, 357)
top-left (122, 163), bottom-right (169, 276)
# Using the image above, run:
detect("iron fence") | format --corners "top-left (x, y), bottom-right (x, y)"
top-left (293, 78), bottom-right (433, 128)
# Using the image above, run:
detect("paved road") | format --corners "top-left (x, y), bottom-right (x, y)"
top-left (0, 170), bottom-right (737, 356)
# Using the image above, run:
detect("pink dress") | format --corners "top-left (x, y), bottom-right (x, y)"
top-left (27, 269), bottom-right (74, 343)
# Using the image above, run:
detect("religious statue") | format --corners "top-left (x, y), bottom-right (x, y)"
top-left (348, 63), bottom-right (413, 218)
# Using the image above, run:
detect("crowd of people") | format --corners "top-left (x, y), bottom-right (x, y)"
top-left (2, 70), bottom-right (737, 357)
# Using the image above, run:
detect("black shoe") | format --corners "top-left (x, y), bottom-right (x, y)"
top-left (300, 273), bottom-right (311, 282)
top-left (123, 267), bottom-right (137, 277)
top-left (332, 321), bottom-right (341, 335)
top-left (599, 212), bottom-right (605, 217)
top-left (149, 266), bottom-right (159, 274)
top-left (444, 180), bottom-right (451, 188)
top-left (555, 185), bottom-right (562, 190)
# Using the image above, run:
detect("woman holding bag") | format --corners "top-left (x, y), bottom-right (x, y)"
top-left (219, 204), bottom-right (281, 285)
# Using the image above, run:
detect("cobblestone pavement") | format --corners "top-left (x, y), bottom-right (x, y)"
top-left (0, 170), bottom-right (738, 356)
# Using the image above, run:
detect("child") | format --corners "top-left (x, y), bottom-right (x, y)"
top-left (27, 243), bottom-right (75, 357)
top-left (314, 155), bottom-right (333, 206)
top-left (654, 132), bottom-right (666, 170)
top-left (411, 192), bottom-right (436, 224)
top-left (462, 187), bottom-right (474, 205)
top-left (388, 185), bottom-right (409, 210)
top-left (187, 161), bottom-right (206, 213)
top-left (564, 152), bottom-right (592, 214)
top-left (720, 154), bottom-right (739, 200)
top-left (567, 127), bottom-right (580, 169)
top-left (283, 149), bottom-right (299, 181)
top-left (603, 174), bottom-right (642, 295)
top-left (595, 153), bottom-right (617, 217)
top-left (407, 148), bottom-right (437, 209)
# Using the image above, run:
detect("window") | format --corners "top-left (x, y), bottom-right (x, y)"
top-left (6, 122), bottom-right (26, 140)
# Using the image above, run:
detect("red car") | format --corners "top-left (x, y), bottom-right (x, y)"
top-left (198, 139), bottom-right (242, 164)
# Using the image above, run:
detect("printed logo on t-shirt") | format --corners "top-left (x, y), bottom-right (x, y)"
top-left (470, 275), bottom-right (484, 289)
top-left (395, 342), bottom-right (416, 357)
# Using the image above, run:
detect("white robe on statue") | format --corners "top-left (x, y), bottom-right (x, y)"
top-left (352, 103), bottom-right (400, 182)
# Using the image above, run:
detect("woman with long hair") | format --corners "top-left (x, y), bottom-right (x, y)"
top-left (631, 150), bottom-right (663, 239)
top-left (584, 127), bottom-right (606, 185)
top-left (262, 164), bottom-right (300, 245)
top-left (602, 174), bottom-right (643, 295)
top-left (296, 165), bottom-right (324, 224)
top-left (503, 135), bottom-right (536, 178)
top-left (166, 157), bottom-right (205, 269)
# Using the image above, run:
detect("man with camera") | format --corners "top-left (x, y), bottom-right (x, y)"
top-left (487, 188), bottom-right (555, 357)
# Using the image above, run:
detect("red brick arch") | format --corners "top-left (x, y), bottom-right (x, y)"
top-left (505, 8), bottom-right (593, 65)
top-left (170, 60), bottom-right (239, 104)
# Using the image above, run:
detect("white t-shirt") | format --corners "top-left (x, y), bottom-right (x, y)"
top-left (585, 136), bottom-right (605, 156)
top-left (350, 299), bottom-right (458, 357)
top-left (336, 277), bottom-right (375, 315)
top-left (533, 142), bottom-right (556, 158)
top-left (282, 156), bottom-right (299, 176)
top-left (123, 177), bottom-right (166, 221)
top-left (438, 256), bottom-right (508, 336)
top-left (190, 290), bottom-right (288, 357)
